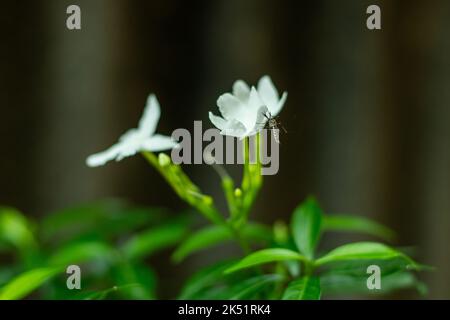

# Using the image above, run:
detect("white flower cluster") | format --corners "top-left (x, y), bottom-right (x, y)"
top-left (209, 75), bottom-right (287, 139)
top-left (87, 76), bottom-right (286, 167)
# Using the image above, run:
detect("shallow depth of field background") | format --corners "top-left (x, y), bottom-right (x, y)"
top-left (1, 0), bottom-right (450, 299)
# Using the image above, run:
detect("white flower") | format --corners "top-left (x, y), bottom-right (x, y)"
top-left (209, 75), bottom-right (287, 139)
top-left (86, 94), bottom-right (177, 167)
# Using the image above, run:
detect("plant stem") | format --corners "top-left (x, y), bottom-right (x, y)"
top-left (302, 260), bottom-right (315, 277)
top-left (142, 152), bottom-right (226, 226)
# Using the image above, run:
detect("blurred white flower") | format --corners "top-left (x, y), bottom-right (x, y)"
top-left (86, 94), bottom-right (177, 167)
top-left (209, 75), bottom-right (287, 139)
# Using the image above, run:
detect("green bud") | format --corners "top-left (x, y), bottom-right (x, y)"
top-left (274, 220), bottom-right (289, 244)
top-left (203, 196), bottom-right (213, 206)
top-left (158, 153), bottom-right (171, 167)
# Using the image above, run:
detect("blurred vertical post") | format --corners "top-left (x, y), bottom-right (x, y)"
top-left (35, 0), bottom-right (125, 213)
top-left (417, 1), bottom-right (450, 299)
top-left (308, 1), bottom-right (387, 229)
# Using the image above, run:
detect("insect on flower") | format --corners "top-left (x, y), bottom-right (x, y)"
top-left (261, 110), bottom-right (287, 144)
top-left (209, 75), bottom-right (288, 140)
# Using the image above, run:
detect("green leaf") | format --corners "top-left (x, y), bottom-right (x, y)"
top-left (0, 267), bottom-right (19, 287)
top-left (225, 248), bottom-right (307, 274)
top-left (172, 225), bottom-right (230, 262)
top-left (180, 263), bottom-right (270, 300)
top-left (318, 256), bottom-right (415, 275)
top-left (112, 263), bottom-right (156, 299)
top-left (242, 223), bottom-right (273, 242)
top-left (282, 276), bottom-right (321, 300)
top-left (48, 241), bottom-right (117, 266)
top-left (41, 200), bottom-right (164, 243)
top-left (121, 220), bottom-right (189, 260)
top-left (67, 285), bottom-right (139, 300)
top-left (291, 196), bottom-right (323, 259)
top-left (172, 223), bottom-right (271, 262)
top-left (319, 256), bottom-right (428, 296)
top-left (0, 267), bottom-right (61, 300)
top-left (0, 207), bottom-right (36, 250)
top-left (229, 274), bottom-right (285, 300)
top-left (320, 271), bottom-right (422, 296)
top-left (323, 214), bottom-right (395, 241)
top-left (75, 287), bottom-right (119, 300)
top-left (315, 242), bottom-right (417, 268)
top-left (178, 259), bottom-right (239, 299)
top-left (0, 207), bottom-right (39, 266)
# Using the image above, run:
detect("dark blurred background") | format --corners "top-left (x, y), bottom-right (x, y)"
top-left (1, 0), bottom-right (450, 299)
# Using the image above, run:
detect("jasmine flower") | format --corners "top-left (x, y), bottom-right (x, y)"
top-left (86, 94), bottom-right (177, 167)
top-left (209, 75), bottom-right (287, 138)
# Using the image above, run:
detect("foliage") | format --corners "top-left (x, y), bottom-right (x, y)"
top-left (0, 135), bottom-right (428, 300)
top-left (0, 203), bottom-right (191, 299)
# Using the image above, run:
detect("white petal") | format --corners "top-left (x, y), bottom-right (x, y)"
top-left (220, 119), bottom-right (247, 138)
top-left (116, 143), bottom-right (140, 161)
top-left (119, 128), bottom-right (139, 142)
top-left (240, 87), bottom-right (265, 135)
top-left (141, 134), bottom-right (178, 152)
top-left (209, 112), bottom-right (227, 131)
top-left (232, 80), bottom-right (250, 102)
top-left (138, 94), bottom-right (161, 136)
top-left (217, 93), bottom-right (245, 121)
top-left (248, 86), bottom-right (265, 111)
top-left (250, 105), bottom-right (269, 135)
top-left (257, 75), bottom-right (280, 111)
top-left (86, 143), bottom-right (123, 167)
top-left (210, 111), bottom-right (246, 138)
top-left (271, 91), bottom-right (288, 116)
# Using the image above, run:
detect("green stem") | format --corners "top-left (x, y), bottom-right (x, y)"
top-left (302, 260), bottom-right (315, 277)
top-left (142, 152), bottom-right (226, 226)
top-left (240, 134), bottom-right (263, 221)
top-left (143, 152), bottom-right (251, 255)
top-left (270, 262), bottom-right (288, 299)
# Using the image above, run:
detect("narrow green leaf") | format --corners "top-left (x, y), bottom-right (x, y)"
top-left (41, 200), bottom-right (164, 243)
top-left (320, 271), bottom-right (421, 296)
top-left (315, 242), bottom-right (417, 267)
top-left (242, 223), bottom-right (273, 243)
top-left (48, 241), bottom-right (117, 266)
top-left (225, 248), bottom-right (307, 274)
top-left (291, 196), bottom-right (323, 259)
top-left (0, 207), bottom-right (36, 250)
top-left (172, 223), bottom-right (271, 262)
top-left (121, 221), bottom-right (189, 260)
top-left (78, 287), bottom-right (119, 300)
top-left (318, 256), bottom-right (415, 276)
top-left (178, 260), bottom-right (238, 299)
top-left (319, 256), bottom-right (428, 296)
top-left (323, 214), bottom-right (395, 241)
top-left (67, 284), bottom-right (139, 300)
top-left (173, 225), bottom-right (231, 262)
top-left (0, 267), bottom-right (61, 300)
top-left (112, 263), bottom-right (156, 299)
top-left (229, 274), bottom-right (285, 300)
top-left (0, 268), bottom-right (19, 287)
top-left (282, 276), bottom-right (321, 300)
